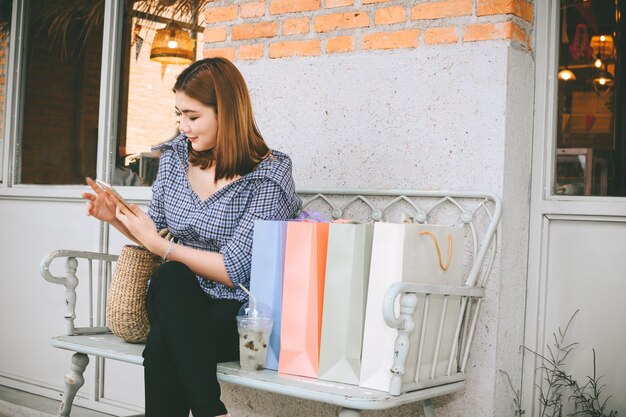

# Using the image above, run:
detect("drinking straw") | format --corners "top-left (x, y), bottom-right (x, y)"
top-left (239, 283), bottom-right (257, 317)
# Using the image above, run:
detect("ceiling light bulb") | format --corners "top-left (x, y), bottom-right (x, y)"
top-left (167, 40), bottom-right (178, 48)
top-left (558, 69), bottom-right (576, 81)
top-left (594, 58), bottom-right (602, 68)
top-left (592, 70), bottom-right (614, 94)
top-left (600, 35), bottom-right (606, 42)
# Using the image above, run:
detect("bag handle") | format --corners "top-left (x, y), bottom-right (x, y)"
top-left (419, 231), bottom-right (453, 272)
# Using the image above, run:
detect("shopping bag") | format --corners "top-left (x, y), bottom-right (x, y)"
top-left (359, 223), bottom-right (464, 391)
top-left (249, 220), bottom-right (288, 371)
top-left (278, 221), bottom-right (329, 378)
top-left (318, 222), bottom-right (374, 384)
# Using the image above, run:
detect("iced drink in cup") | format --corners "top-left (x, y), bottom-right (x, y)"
top-left (236, 315), bottom-right (273, 371)
top-left (237, 285), bottom-right (273, 371)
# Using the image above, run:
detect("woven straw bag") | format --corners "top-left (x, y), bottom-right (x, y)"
top-left (106, 230), bottom-right (171, 343)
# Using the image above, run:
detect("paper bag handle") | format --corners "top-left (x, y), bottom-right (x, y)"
top-left (419, 231), bottom-right (453, 272)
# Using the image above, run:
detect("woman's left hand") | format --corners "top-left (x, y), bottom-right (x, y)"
top-left (115, 204), bottom-right (160, 252)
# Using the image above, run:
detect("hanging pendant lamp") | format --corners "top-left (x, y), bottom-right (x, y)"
top-left (558, 68), bottom-right (576, 81)
top-left (150, 22), bottom-right (194, 65)
top-left (592, 69), bottom-right (614, 95)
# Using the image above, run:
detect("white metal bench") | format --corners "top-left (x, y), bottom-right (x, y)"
top-left (40, 189), bottom-right (501, 417)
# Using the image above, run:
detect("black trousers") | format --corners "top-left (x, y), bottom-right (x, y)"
top-left (143, 261), bottom-right (242, 417)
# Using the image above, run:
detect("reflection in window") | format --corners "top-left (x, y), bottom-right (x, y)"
top-left (18, 0), bottom-right (103, 184)
top-left (116, 7), bottom-right (203, 186)
top-left (555, 1), bottom-right (624, 196)
top-left (0, 1), bottom-right (12, 184)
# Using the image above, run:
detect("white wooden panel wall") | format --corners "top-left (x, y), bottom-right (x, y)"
top-left (543, 218), bottom-right (626, 415)
top-left (0, 201), bottom-right (99, 400)
top-left (0, 199), bottom-right (146, 414)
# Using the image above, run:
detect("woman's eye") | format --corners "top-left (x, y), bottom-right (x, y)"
top-left (189, 117), bottom-right (198, 121)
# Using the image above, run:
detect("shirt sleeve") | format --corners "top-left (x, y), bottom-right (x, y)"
top-left (148, 153), bottom-right (169, 231)
top-left (219, 179), bottom-right (295, 289)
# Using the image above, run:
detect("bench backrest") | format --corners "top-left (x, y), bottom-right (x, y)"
top-left (299, 189), bottom-right (500, 288)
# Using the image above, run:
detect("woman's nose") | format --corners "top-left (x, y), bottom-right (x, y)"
top-left (179, 120), bottom-right (190, 133)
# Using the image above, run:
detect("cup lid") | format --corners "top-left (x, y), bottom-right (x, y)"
top-left (237, 300), bottom-right (271, 319)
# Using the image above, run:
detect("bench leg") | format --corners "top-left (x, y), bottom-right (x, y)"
top-left (422, 398), bottom-right (436, 417)
top-left (57, 353), bottom-right (89, 417)
top-left (338, 408), bottom-right (361, 417)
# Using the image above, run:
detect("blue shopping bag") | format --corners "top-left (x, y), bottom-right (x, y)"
top-left (249, 220), bottom-right (288, 370)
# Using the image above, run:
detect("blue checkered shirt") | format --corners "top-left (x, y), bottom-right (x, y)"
top-left (148, 134), bottom-right (301, 302)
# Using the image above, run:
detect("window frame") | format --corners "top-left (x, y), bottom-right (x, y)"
top-left (1, 0), bottom-right (26, 187)
top-left (0, 0), bottom-right (153, 202)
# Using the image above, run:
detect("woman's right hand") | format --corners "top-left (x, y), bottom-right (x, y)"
top-left (83, 177), bottom-right (117, 223)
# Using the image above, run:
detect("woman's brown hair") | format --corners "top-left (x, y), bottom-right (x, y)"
top-left (173, 57), bottom-right (269, 181)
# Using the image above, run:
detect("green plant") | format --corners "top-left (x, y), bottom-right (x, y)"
top-left (503, 310), bottom-right (618, 417)
top-left (500, 369), bottom-right (525, 416)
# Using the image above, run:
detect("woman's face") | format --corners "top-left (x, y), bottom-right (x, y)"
top-left (175, 91), bottom-right (218, 153)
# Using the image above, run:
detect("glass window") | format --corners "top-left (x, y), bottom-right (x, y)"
top-left (555, 0), bottom-right (624, 196)
top-left (15, 1), bottom-right (203, 186)
top-left (17, 0), bottom-right (103, 184)
top-left (115, 6), bottom-right (203, 186)
top-left (0, 0), bottom-right (12, 183)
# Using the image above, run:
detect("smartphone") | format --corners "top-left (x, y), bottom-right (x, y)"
top-left (95, 179), bottom-right (133, 211)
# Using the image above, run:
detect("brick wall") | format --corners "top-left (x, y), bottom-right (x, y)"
top-left (202, 0), bottom-right (534, 61)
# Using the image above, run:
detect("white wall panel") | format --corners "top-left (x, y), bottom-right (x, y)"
top-left (543, 218), bottom-right (626, 415)
top-left (0, 199), bottom-right (99, 397)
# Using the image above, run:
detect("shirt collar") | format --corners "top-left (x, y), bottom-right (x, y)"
top-left (153, 134), bottom-right (292, 188)
top-left (152, 133), bottom-right (189, 163)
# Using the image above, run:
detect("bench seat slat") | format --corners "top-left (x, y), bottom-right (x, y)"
top-left (51, 334), bottom-right (465, 411)
top-left (52, 335), bottom-right (144, 365)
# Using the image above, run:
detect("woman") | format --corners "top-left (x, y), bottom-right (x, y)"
top-left (83, 57), bottom-right (301, 417)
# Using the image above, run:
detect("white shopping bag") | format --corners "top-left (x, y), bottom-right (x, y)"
top-left (318, 222), bottom-right (374, 385)
top-left (359, 223), bottom-right (464, 392)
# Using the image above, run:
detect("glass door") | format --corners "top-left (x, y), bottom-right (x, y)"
top-left (525, 1), bottom-right (626, 415)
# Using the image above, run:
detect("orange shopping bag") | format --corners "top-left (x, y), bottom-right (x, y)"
top-left (278, 221), bottom-right (329, 378)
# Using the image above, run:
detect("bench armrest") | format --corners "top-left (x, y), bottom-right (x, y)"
top-left (382, 282), bottom-right (486, 395)
top-left (41, 250), bottom-right (119, 336)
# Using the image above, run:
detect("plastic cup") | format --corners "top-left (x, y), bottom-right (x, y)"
top-left (236, 316), bottom-right (273, 371)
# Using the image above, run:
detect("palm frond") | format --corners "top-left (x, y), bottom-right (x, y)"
top-left (133, 0), bottom-right (210, 24)
top-left (29, 0), bottom-right (208, 58)
top-left (30, 0), bottom-right (105, 58)
top-left (0, 0), bottom-right (11, 38)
